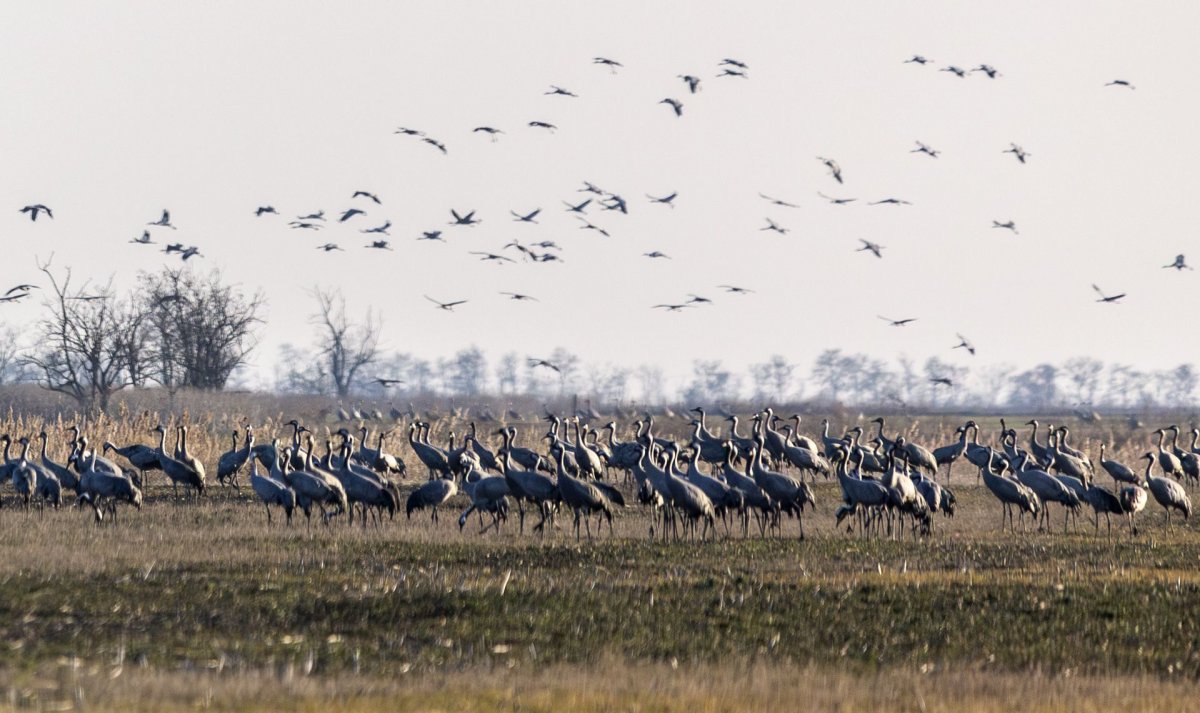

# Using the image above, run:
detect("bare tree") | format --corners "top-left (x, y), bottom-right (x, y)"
top-left (862, 358), bottom-right (897, 405)
top-left (275, 343), bottom-right (326, 394)
top-left (895, 355), bottom-right (921, 405)
top-left (1167, 364), bottom-right (1199, 406)
top-left (924, 356), bottom-right (966, 407)
top-left (589, 363), bottom-right (630, 406)
top-left (310, 286), bottom-right (380, 398)
top-left (408, 359), bottom-right (434, 394)
top-left (139, 267), bottom-right (264, 391)
top-left (22, 258), bottom-right (144, 413)
top-left (495, 351), bottom-right (520, 394)
top-left (1062, 357), bottom-right (1104, 404)
top-left (0, 325), bottom-right (29, 385)
top-left (749, 354), bottom-right (796, 402)
top-left (549, 347), bottom-right (581, 394)
top-left (635, 364), bottom-right (666, 404)
top-left (682, 360), bottom-right (738, 404)
top-left (1008, 364), bottom-right (1059, 411)
top-left (443, 346), bottom-right (488, 396)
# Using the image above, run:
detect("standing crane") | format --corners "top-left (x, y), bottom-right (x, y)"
top-left (980, 449), bottom-right (1041, 532)
top-left (1099, 443), bottom-right (1139, 486)
top-left (248, 433), bottom-right (295, 525)
top-left (1140, 453), bottom-right (1192, 526)
top-left (151, 425), bottom-right (205, 498)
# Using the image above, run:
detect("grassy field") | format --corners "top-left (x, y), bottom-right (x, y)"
top-left (0, 410), bottom-right (1198, 710)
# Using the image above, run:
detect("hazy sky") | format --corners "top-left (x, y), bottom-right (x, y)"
top-left (3, 2), bottom-right (1198, 390)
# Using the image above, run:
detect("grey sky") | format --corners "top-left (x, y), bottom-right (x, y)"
top-left (3, 2), bottom-right (1198, 391)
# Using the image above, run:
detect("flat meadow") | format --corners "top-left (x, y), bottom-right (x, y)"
top-left (0, 395), bottom-right (1197, 711)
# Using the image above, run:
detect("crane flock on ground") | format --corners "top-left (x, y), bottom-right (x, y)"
top-left (9, 54), bottom-right (1177, 367)
top-left (0, 410), bottom-right (1192, 540)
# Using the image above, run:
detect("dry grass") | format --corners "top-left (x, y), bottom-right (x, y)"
top-left (0, 406), bottom-right (1197, 710)
top-left (2, 660), bottom-right (1198, 712)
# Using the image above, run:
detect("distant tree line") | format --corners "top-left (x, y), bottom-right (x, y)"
top-left (3, 270), bottom-right (1196, 413)
top-left (273, 337), bottom-right (1200, 411)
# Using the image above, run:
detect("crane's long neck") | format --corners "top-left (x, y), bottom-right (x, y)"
top-left (882, 449), bottom-right (896, 483)
top-left (39, 434), bottom-right (49, 462)
top-left (764, 416), bottom-right (779, 437)
top-left (291, 424), bottom-right (302, 448)
top-left (157, 428), bottom-right (167, 454)
top-left (1144, 457), bottom-right (1155, 483)
top-left (835, 452), bottom-right (850, 483)
top-left (501, 431), bottom-right (514, 472)
top-left (304, 438), bottom-right (316, 471)
top-left (1157, 431), bottom-right (1168, 453)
